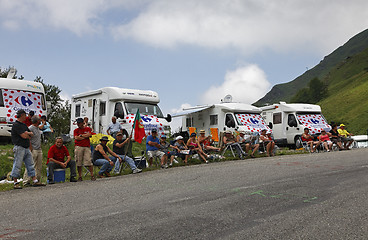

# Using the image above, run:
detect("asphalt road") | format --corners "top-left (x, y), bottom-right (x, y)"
top-left (1, 148), bottom-right (368, 239)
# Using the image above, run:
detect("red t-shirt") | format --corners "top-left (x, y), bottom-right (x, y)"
top-left (74, 127), bottom-right (92, 147)
top-left (47, 144), bottom-right (70, 164)
top-left (24, 117), bottom-right (32, 127)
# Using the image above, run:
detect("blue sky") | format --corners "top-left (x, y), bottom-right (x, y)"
top-left (1, 0), bottom-right (368, 131)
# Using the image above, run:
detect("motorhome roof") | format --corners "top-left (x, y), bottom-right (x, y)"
top-left (72, 87), bottom-right (160, 103)
top-left (0, 77), bottom-right (44, 93)
top-left (261, 102), bottom-right (321, 112)
top-left (172, 102), bottom-right (261, 117)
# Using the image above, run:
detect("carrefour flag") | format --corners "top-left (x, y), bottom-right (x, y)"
top-left (133, 109), bottom-right (146, 143)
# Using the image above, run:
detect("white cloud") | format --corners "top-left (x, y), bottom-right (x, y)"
top-left (112, 0), bottom-right (368, 54)
top-left (1, 0), bottom-right (368, 54)
top-left (201, 64), bottom-right (271, 104)
top-left (169, 103), bottom-right (192, 133)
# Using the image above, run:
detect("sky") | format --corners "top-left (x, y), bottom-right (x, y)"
top-left (1, 0), bottom-right (368, 132)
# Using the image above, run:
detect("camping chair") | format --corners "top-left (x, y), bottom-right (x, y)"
top-left (299, 136), bottom-right (311, 152)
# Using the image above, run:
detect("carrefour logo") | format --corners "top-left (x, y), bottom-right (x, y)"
top-left (27, 84), bottom-right (42, 90)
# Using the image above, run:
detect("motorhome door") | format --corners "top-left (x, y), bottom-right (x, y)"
top-left (285, 113), bottom-right (301, 144)
top-left (224, 113), bottom-right (237, 131)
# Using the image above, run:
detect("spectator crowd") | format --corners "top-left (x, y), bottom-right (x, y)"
top-left (8, 109), bottom-right (357, 190)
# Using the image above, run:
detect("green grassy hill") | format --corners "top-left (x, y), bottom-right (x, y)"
top-left (319, 47), bottom-right (368, 134)
top-left (254, 29), bottom-right (368, 106)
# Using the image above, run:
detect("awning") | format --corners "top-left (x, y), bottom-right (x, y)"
top-left (171, 105), bottom-right (213, 117)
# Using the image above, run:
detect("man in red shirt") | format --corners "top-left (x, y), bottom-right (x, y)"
top-left (47, 137), bottom-right (77, 184)
top-left (74, 118), bottom-right (95, 181)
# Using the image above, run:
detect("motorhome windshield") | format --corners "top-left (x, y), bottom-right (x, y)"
top-left (235, 113), bottom-right (268, 129)
top-left (125, 102), bottom-right (164, 118)
top-left (296, 113), bottom-right (330, 130)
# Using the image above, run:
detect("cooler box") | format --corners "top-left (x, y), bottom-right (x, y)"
top-left (134, 158), bottom-right (146, 169)
top-left (47, 168), bottom-right (66, 183)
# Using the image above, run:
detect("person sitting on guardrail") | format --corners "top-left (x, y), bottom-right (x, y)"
top-left (259, 129), bottom-right (275, 157)
top-left (112, 132), bottom-right (142, 174)
top-left (146, 129), bottom-right (166, 167)
top-left (337, 124), bottom-right (354, 150)
top-left (92, 136), bottom-right (122, 178)
top-left (301, 128), bottom-right (320, 153)
top-left (47, 137), bottom-right (77, 184)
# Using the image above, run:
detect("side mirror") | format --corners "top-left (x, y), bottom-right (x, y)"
top-left (165, 114), bottom-right (172, 123)
top-left (268, 122), bottom-right (273, 129)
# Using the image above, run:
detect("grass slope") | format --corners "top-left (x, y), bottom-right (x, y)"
top-left (318, 47), bottom-right (368, 135)
top-left (254, 28), bottom-right (368, 106)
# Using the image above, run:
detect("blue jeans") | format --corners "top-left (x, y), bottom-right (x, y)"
top-left (94, 156), bottom-right (114, 175)
top-left (11, 146), bottom-right (35, 179)
top-left (113, 155), bottom-right (137, 172)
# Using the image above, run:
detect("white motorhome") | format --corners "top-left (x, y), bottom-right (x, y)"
top-left (0, 77), bottom-right (47, 137)
top-left (70, 87), bottom-right (171, 138)
top-left (172, 98), bottom-right (271, 139)
top-left (261, 102), bottom-right (331, 146)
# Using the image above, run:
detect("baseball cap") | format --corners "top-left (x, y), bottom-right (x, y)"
top-left (175, 136), bottom-right (183, 140)
top-left (151, 129), bottom-right (157, 133)
top-left (340, 124), bottom-right (345, 127)
top-left (161, 135), bottom-right (167, 138)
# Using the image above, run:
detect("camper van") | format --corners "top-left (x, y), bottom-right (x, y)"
top-left (0, 77), bottom-right (47, 137)
top-left (172, 98), bottom-right (270, 140)
top-left (261, 102), bottom-right (331, 147)
top-left (70, 87), bottom-right (171, 138)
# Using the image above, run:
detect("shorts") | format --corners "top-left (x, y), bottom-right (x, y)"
top-left (341, 136), bottom-right (353, 142)
top-left (147, 150), bottom-right (165, 159)
top-left (75, 146), bottom-right (92, 167)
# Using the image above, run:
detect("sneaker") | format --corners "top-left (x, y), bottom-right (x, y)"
top-left (164, 164), bottom-right (168, 169)
top-left (70, 177), bottom-right (77, 182)
top-left (13, 183), bottom-right (22, 189)
top-left (173, 159), bottom-right (179, 164)
top-left (169, 163), bottom-right (173, 167)
top-left (132, 168), bottom-right (142, 174)
top-left (205, 160), bottom-right (209, 164)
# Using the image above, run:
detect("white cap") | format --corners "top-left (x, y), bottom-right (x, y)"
top-left (175, 136), bottom-right (184, 140)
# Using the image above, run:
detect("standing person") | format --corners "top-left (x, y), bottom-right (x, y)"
top-left (107, 116), bottom-right (123, 138)
top-left (74, 117), bottom-right (95, 181)
top-left (338, 124), bottom-right (354, 150)
top-left (112, 132), bottom-right (142, 174)
top-left (23, 115), bottom-right (43, 186)
top-left (92, 136), bottom-right (122, 178)
top-left (10, 109), bottom-right (45, 189)
top-left (24, 110), bottom-right (34, 127)
top-left (146, 129), bottom-right (165, 167)
top-left (47, 137), bottom-right (77, 184)
top-left (39, 115), bottom-right (54, 142)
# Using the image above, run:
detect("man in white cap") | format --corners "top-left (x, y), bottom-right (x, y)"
top-left (171, 135), bottom-right (190, 164)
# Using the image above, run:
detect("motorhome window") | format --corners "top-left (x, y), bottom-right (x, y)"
top-left (40, 94), bottom-right (46, 110)
top-left (100, 102), bottom-right (106, 116)
top-left (273, 113), bottom-right (282, 124)
top-left (288, 114), bottom-right (298, 127)
top-left (0, 90), bottom-right (3, 107)
top-left (75, 104), bottom-right (81, 117)
top-left (210, 115), bottom-right (218, 125)
top-left (124, 102), bottom-right (164, 118)
top-left (114, 102), bottom-right (124, 118)
top-left (186, 117), bottom-right (193, 127)
top-left (225, 114), bottom-right (235, 128)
